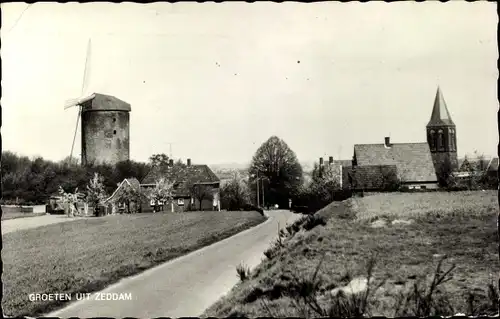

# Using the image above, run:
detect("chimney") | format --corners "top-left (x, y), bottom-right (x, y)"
top-left (169, 159), bottom-right (174, 167)
top-left (329, 156), bottom-right (333, 165)
top-left (187, 158), bottom-right (191, 167)
top-left (319, 157), bottom-right (324, 166)
top-left (384, 137), bottom-right (391, 148)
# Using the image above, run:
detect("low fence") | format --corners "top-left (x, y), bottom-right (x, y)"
top-left (1, 205), bottom-right (47, 214)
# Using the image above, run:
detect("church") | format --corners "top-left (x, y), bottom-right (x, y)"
top-left (322, 87), bottom-right (459, 191)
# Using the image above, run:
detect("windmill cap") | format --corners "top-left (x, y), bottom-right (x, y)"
top-left (81, 93), bottom-right (131, 112)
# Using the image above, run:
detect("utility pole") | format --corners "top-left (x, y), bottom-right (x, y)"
top-left (256, 172), bottom-right (260, 207)
top-left (262, 178), bottom-right (265, 209)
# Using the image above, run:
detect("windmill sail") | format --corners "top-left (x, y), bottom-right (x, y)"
top-left (66, 38), bottom-right (92, 163)
top-left (64, 38), bottom-right (92, 109)
top-left (80, 38), bottom-right (92, 99)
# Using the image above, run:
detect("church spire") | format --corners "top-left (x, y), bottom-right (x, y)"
top-left (427, 86), bottom-right (454, 126)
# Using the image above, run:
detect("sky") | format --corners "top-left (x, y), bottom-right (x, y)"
top-left (1, 2), bottom-right (498, 166)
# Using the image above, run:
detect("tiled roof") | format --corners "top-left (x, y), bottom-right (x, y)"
top-left (106, 177), bottom-right (142, 202)
top-left (342, 165), bottom-right (398, 190)
top-left (427, 87), bottom-right (454, 127)
top-left (141, 164), bottom-right (220, 196)
top-left (126, 178), bottom-right (141, 192)
top-left (354, 142), bottom-right (438, 182)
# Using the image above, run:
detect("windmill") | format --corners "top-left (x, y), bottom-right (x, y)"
top-left (64, 38), bottom-right (94, 165)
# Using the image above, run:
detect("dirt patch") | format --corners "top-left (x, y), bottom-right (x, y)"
top-left (370, 219), bottom-right (388, 228)
top-left (330, 277), bottom-right (371, 296)
top-left (391, 219), bottom-right (414, 226)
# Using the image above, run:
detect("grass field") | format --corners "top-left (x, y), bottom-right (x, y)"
top-left (2, 210), bottom-right (266, 317)
top-left (203, 190), bottom-right (499, 317)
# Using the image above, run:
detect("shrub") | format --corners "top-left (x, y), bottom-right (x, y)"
top-left (236, 263), bottom-right (251, 282)
top-left (302, 215), bottom-right (327, 231)
top-left (241, 204), bottom-right (264, 215)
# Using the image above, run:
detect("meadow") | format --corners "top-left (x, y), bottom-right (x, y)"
top-left (203, 190), bottom-right (499, 317)
top-left (2, 210), bottom-right (266, 317)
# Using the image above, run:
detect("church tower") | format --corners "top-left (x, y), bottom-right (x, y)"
top-left (426, 87), bottom-right (458, 173)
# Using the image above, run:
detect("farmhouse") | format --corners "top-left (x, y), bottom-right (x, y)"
top-left (140, 158), bottom-right (221, 212)
top-left (104, 178), bottom-right (142, 214)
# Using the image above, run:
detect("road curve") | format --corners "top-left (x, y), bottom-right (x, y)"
top-left (46, 210), bottom-right (301, 318)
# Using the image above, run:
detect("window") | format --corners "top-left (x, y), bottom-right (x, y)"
top-left (178, 198), bottom-right (185, 206)
top-left (429, 130), bottom-right (436, 150)
top-left (437, 130), bottom-right (444, 150)
top-left (113, 130), bottom-right (117, 135)
top-left (449, 129), bottom-right (455, 151)
top-left (421, 185), bottom-right (427, 190)
top-left (113, 118), bottom-right (117, 122)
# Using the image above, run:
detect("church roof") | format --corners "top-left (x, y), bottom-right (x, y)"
top-left (427, 87), bottom-right (454, 127)
top-left (354, 142), bottom-right (438, 183)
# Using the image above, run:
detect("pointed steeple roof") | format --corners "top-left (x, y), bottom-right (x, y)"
top-left (427, 87), bottom-right (454, 126)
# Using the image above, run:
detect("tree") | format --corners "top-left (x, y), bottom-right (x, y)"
top-left (86, 172), bottom-right (108, 216)
top-left (148, 177), bottom-right (175, 212)
top-left (436, 155), bottom-right (453, 188)
top-left (309, 162), bottom-right (341, 198)
top-left (149, 154), bottom-right (171, 168)
top-left (111, 181), bottom-right (147, 214)
top-left (190, 183), bottom-right (214, 211)
top-left (379, 166), bottom-right (401, 191)
top-left (113, 160), bottom-right (150, 184)
top-left (220, 171), bottom-right (251, 210)
top-left (61, 155), bottom-right (80, 167)
top-left (248, 136), bottom-right (303, 208)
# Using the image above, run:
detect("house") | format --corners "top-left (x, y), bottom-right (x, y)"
top-left (342, 165), bottom-right (399, 191)
top-left (351, 139), bottom-right (439, 190)
top-left (316, 156), bottom-right (352, 189)
top-left (140, 158), bottom-right (221, 212)
top-left (104, 178), bottom-right (143, 214)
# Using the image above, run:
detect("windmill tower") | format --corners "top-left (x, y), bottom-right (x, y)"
top-left (64, 39), bottom-right (131, 166)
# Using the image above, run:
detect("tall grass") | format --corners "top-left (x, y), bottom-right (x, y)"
top-left (253, 255), bottom-right (497, 318)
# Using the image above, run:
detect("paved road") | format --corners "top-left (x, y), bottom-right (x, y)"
top-left (1, 214), bottom-right (85, 235)
top-left (46, 210), bottom-right (301, 318)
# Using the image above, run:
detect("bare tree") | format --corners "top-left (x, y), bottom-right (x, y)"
top-left (190, 183), bottom-right (214, 211)
top-left (220, 170), bottom-right (251, 210)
